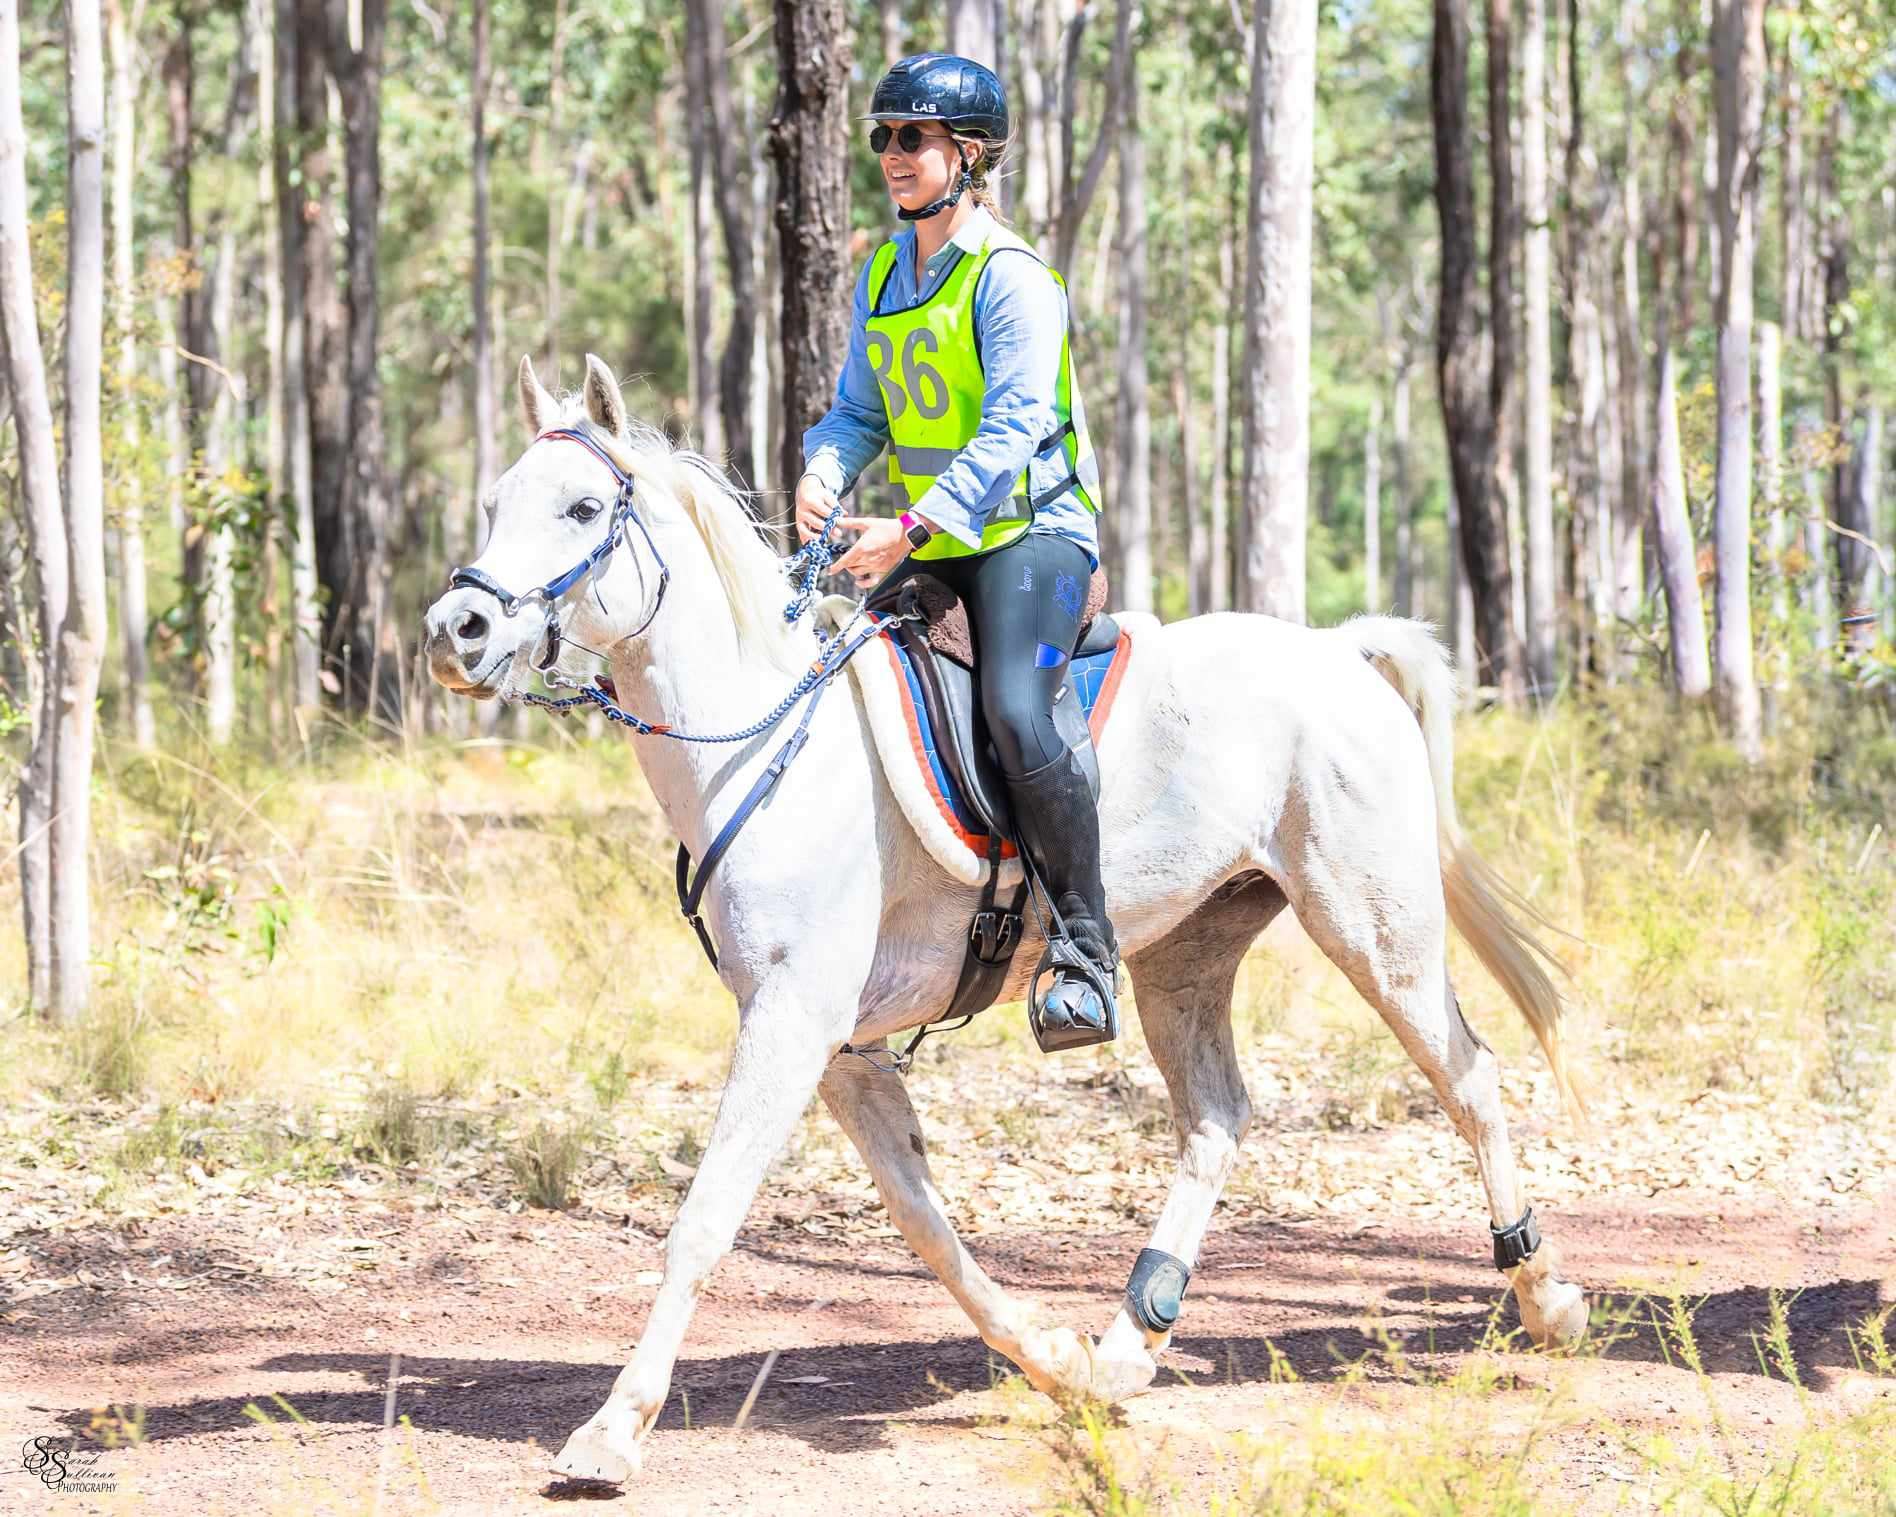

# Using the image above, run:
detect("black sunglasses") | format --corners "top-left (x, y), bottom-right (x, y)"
top-left (869, 122), bottom-right (955, 155)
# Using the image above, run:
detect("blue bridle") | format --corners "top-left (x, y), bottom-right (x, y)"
top-left (447, 426), bottom-right (669, 668)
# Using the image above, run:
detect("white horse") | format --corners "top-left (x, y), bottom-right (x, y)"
top-left (423, 354), bottom-right (1589, 1484)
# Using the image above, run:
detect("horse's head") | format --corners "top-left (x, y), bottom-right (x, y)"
top-left (423, 353), bottom-right (671, 699)
top-left (423, 352), bottom-right (803, 702)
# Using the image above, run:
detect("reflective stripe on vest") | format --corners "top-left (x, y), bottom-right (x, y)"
top-left (864, 234), bottom-right (1100, 562)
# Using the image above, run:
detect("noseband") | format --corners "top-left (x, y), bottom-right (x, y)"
top-left (447, 426), bottom-right (669, 669)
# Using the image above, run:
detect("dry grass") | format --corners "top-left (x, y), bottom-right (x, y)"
top-left (1044, 1294), bottom-right (1896, 1516)
top-left (1, 689), bottom-right (1891, 1193)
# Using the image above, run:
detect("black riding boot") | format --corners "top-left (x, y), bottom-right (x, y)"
top-left (1005, 747), bottom-right (1120, 1052)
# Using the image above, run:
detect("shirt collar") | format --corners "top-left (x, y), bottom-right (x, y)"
top-left (899, 207), bottom-right (998, 277)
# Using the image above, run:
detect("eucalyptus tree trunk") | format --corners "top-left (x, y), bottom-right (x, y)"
top-left (1818, 106), bottom-right (1847, 622)
top-left (1710, 0), bottom-right (1763, 759)
top-left (879, 0), bottom-right (903, 65)
top-left (546, 0), bottom-right (568, 378)
top-left (1113, 50), bottom-right (1151, 613)
top-left (202, 0), bottom-right (263, 746)
top-left (1797, 408), bottom-right (1832, 649)
top-left (0, 0), bottom-right (64, 1009)
top-left (1364, 395), bottom-right (1382, 609)
top-left (1015, 0), bottom-right (1054, 238)
top-left (690, 0), bottom-right (757, 489)
top-left (1779, 52), bottom-right (1807, 344)
top-left (1208, 141), bottom-right (1234, 612)
top-left (683, 1), bottom-right (722, 461)
top-left (1521, 0), bottom-right (1554, 696)
top-left (1846, 408), bottom-right (1885, 653)
top-left (470, 0), bottom-right (497, 565)
top-left (1392, 354), bottom-right (1415, 616)
top-left (1237, 0), bottom-right (1316, 623)
top-left (1053, 0), bottom-right (1132, 277)
top-left (1487, 0), bottom-right (1524, 653)
top-left (1612, 165), bottom-right (1646, 628)
top-left (1758, 320), bottom-right (1786, 625)
top-left (1652, 343), bottom-right (1712, 698)
top-left (768, 0), bottom-right (851, 502)
top-left (106, 0), bottom-right (154, 746)
top-left (1432, 0), bottom-right (1523, 699)
top-left (274, 0), bottom-right (317, 714)
top-left (947, 0), bottom-right (1000, 66)
top-left (56, 0), bottom-right (109, 1017)
top-left (329, 0), bottom-right (392, 712)
top-left (297, 0), bottom-right (344, 691)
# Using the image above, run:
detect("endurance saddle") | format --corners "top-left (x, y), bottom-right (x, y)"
top-left (864, 566), bottom-right (1119, 1026)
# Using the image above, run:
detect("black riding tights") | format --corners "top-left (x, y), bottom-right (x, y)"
top-left (915, 530), bottom-right (1094, 778)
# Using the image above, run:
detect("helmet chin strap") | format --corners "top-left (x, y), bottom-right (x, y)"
top-left (898, 163), bottom-right (974, 222)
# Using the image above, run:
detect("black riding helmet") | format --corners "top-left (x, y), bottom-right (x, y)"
top-left (864, 53), bottom-right (1008, 221)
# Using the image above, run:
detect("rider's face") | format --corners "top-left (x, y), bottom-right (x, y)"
top-left (875, 119), bottom-right (975, 214)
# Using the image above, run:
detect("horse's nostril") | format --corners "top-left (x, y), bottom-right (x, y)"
top-left (454, 610), bottom-right (489, 644)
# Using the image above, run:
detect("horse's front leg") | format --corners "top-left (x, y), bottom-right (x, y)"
top-left (552, 972), bottom-right (854, 1483)
top-left (818, 1046), bottom-right (1099, 1397)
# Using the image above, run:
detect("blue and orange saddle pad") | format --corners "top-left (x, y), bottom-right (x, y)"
top-left (864, 619), bottom-right (1131, 859)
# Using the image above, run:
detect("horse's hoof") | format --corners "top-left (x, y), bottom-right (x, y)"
top-left (1523, 1279), bottom-right (1589, 1351)
top-left (1087, 1343), bottom-right (1159, 1404)
top-left (1020, 1325), bottom-right (1100, 1401)
top-left (550, 1417), bottom-right (641, 1485)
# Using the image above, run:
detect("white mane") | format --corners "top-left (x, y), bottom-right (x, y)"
top-left (548, 398), bottom-right (807, 675)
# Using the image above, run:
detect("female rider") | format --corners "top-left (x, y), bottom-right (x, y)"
top-left (793, 53), bottom-right (1117, 1051)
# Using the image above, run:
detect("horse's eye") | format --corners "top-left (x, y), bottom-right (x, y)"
top-left (568, 498), bottom-right (602, 524)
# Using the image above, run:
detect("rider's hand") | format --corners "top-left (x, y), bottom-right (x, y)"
top-left (794, 472), bottom-right (840, 544)
top-left (833, 516), bottom-right (908, 588)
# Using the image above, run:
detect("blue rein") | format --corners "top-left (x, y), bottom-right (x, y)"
top-left (444, 424), bottom-right (898, 968)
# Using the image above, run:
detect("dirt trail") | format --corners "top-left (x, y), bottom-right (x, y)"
top-left (3, 1181), bottom-right (1890, 1516)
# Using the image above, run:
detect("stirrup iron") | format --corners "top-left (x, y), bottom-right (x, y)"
top-left (1027, 934), bottom-right (1120, 1053)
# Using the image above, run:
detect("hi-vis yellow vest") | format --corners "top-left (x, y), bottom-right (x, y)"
top-left (864, 233), bottom-right (1100, 561)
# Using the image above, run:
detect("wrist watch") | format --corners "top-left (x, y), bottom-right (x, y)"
top-left (900, 511), bottom-right (933, 551)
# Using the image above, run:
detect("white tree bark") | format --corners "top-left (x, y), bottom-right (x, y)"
top-left (1237, 0), bottom-right (1316, 622)
top-left (947, 0), bottom-right (1001, 66)
top-left (1711, 0), bottom-right (1762, 758)
top-left (1852, 406), bottom-right (1885, 650)
top-left (1209, 141), bottom-right (1233, 613)
top-left (1522, 0), bottom-right (1554, 694)
top-left (0, 0), bottom-right (64, 1009)
top-left (1653, 345), bottom-right (1712, 697)
top-left (106, 0), bottom-right (153, 747)
top-left (1113, 49), bottom-right (1152, 612)
top-left (1363, 393), bottom-right (1382, 609)
top-left (56, 0), bottom-right (109, 1017)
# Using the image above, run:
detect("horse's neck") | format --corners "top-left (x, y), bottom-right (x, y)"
top-left (606, 589), bottom-right (798, 851)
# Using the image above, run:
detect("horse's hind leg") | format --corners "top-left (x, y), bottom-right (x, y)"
top-left (817, 1046), bottom-right (1099, 1397)
top-left (1283, 855), bottom-right (1589, 1349)
top-left (1089, 872), bottom-right (1288, 1401)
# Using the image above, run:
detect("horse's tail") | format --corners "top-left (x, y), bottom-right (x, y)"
top-left (1340, 615), bottom-right (1581, 1113)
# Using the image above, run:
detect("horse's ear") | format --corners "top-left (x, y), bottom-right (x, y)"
top-left (582, 353), bottom-right (627, 438)
top-left (518, 354), bottom-right (555, 435)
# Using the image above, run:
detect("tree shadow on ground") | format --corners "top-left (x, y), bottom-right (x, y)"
top-left (54, 1274), bottom-right (1888, 1462)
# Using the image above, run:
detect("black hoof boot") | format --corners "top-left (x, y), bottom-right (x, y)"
top-left (1005, 751), bottom-right (1121, 1055)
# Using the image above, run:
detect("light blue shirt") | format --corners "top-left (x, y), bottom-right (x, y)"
top-left (801, 209), bottom-right (1099, 562)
